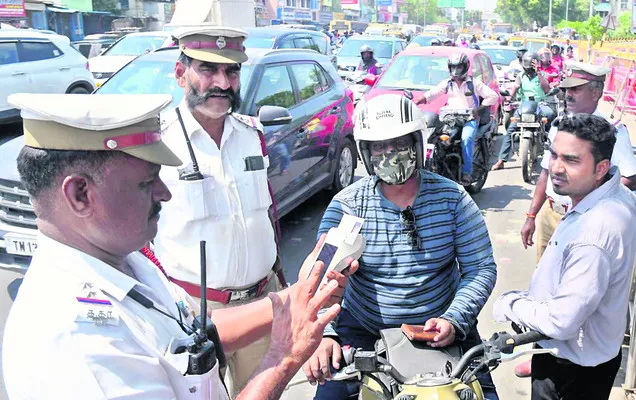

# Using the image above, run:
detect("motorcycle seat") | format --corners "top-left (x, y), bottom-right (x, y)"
top-left (375, 328), bottom-right (462, 380)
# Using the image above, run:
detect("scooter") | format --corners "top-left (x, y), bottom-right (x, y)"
top-left (332, 328), bottom-right (556, 400)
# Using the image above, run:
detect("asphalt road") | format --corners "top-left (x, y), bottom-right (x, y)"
top-left (0, 130), bottom-right (629, 399)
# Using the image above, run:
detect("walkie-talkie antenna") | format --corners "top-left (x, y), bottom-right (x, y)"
top-left (199, 240), bottom-right (207, 342)
top-left (176, 107), bottom-right (203, 179)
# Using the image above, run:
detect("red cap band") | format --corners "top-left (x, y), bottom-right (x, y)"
top-left (104, 131), bottom-right (161, 150)
top-left (182, 40), bottom-right (244, 52)
top-left (568, 71), bottom-right (604, 82)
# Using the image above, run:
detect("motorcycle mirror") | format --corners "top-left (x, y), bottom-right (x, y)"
top-left (364, 74), bottom-right (378, 86)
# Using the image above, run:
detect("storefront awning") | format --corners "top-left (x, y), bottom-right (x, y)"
top-left (47, 6), bottom-right (78, 14)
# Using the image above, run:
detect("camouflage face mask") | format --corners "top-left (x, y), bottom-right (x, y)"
top-left (370, 147), bottom-right (417, 185)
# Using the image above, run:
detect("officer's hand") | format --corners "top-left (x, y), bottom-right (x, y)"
top-left (298, 234), bottom-right (359, 306)
top-left (268, 261), bottom-right (341, 370)
top-left (521, 218), bottom-right (536, 249)
top-left (302, 337), bottom-right (342, 385)
top-left (423, 318), bottom-right (456, 348)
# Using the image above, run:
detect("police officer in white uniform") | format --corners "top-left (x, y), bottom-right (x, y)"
top-left (2, 93), bottom-right (351, 400)
top-left (155, 26), bottom-right (284, 396)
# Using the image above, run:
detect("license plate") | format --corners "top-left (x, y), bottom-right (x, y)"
top-left (518, 122), bottom-right (540, 128)
top-left (4, 234), bottom-right (38, 256)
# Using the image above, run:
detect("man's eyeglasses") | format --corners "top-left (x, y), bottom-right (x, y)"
top-left (401, 206), bottom-right (421, 250)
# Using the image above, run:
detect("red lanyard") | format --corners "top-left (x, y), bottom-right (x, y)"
top-left (140, 246), bottom-right (170, 281)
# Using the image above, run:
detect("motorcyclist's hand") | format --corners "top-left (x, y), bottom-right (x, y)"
top-left (531, 59), bottom-right (538, 71)
top-left (302, 337), bottom-right (342, 385)
top-left (416, 95), bottom-right (427, 105)
top-left (423, 318), bottom-right (456, 348)
top-left (521, 218), bottom-right (536, 249)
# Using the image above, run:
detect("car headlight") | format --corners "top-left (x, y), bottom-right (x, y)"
top-left (521, 114), bottom-right (536, 123)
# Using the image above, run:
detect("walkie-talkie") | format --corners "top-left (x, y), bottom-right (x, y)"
top-left (176, 107), bottom-right (204, 181)
top-left (170, 241), bottom-right (221, 375)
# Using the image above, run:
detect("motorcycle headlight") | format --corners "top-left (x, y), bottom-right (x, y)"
top-left (521, 114), bottom-right (536, 123)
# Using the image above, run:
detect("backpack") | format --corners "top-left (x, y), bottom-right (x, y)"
top-left (445, 78), bottom-right (480, 108)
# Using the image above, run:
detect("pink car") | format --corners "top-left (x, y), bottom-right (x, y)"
top-left (363, 46), bottom-right (502, 120)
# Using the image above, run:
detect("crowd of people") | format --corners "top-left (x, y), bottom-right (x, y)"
top-left (2, 23), bottom-right (636, 400)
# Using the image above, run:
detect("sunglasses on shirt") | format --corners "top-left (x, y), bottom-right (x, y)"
top-left (400, 206), bottom-right (422, 250)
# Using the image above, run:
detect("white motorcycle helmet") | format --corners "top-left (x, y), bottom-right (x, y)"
top-left (354, 94), bottom-right (429, 176)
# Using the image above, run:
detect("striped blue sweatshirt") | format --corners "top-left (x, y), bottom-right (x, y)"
top-left (319, 170), bottom-right (497, 340)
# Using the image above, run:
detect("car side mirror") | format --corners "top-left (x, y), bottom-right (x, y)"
top-left (259, 105), bottom-right (292, 126)
top-left (364, 74), bottom-right (378, 86)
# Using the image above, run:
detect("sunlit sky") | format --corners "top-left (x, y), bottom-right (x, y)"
top-left (466, 0), bottom-right (497, 11)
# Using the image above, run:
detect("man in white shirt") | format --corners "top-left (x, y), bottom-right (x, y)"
top-left (521, 61), bottom-right (636, 261)
top-left (3, 93), bottom-right (353, 400)
top-left (155, 27), bottom-right (284, 395)
top-left (493, 113), bottom-right (636, 399)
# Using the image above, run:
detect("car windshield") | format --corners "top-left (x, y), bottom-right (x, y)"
top-left (338, 39), bottom-right (393, 58)
top-left (244, 34), bottom-right (276, 49)
top-left (483, 48), bottom-right (516, 65)
top-left (412, 36), bottom-right (438, 46)
top-left (103, 35), bottom-right (168, 56)
top-left (376, 55), bottom-right (448, 90)
top-left (96, 57), bottom-right (253, 110)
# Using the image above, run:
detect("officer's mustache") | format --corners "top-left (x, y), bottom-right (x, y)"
top-left (149, 202), bottom-right (162, 219)
top-left (187, 84), bottom-right (241, 112)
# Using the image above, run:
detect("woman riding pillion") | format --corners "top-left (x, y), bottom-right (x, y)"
top-left (418, 53), bottom-right (498, 184)
top-left (492, 52), bottom-right (556, 171)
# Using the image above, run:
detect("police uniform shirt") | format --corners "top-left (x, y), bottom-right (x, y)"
top-left (155, 101), bottom-right (276, 289)
top-left (3, 233), bottom-right (228, 400)
top-left (541, 108), bottom-right (636, 204)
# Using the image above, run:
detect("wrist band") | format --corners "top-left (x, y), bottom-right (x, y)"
top-left (526, 213), bottom-right (536, 219)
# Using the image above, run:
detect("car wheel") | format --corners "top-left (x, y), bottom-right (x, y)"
top-left (332, 137), bottom-right (356, 194)
top-left (69, 86), bottom-right (91, 94)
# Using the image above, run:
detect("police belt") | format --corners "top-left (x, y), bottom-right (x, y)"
top-left (171, 273), bottom-right (271, 304)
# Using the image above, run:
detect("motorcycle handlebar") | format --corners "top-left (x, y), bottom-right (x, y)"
top-left (510, 331), bottom-right (549, 347)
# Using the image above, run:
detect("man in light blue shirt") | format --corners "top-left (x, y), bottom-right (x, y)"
top-left (493, 113), bottom-right (636, 399)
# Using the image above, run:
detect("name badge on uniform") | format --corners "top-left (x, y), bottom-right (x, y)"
top-left (75, 283), bottom-right (119, 326)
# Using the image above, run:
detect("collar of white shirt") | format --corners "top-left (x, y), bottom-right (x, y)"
top-left (177, 99), bottom-right (238, 149)
top-left (37, 233), bottom-right (157, 302)
top-left (570, 166), bottom-right (621, 215)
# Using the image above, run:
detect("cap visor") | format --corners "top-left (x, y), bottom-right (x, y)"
top-left (560, 77), bottom-right (590, 88)
top-left (183, 48), bottom-right (248, 64)
top-left (124, 141), bottom-right (183, 167)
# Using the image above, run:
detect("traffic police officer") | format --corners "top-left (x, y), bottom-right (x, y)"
top-left (155, 26), bottom-right (285, 396)
top-left (2, 93), bottom-right (347, 400)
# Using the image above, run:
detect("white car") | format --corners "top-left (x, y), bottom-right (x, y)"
top-left (0, 30), bottom-right (95, 124)
top-left (88, 31), bottom-right (174, 87)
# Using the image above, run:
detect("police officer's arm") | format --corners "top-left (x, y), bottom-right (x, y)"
top-left (211, 237), bottom-right (356, 353)
top-left (234, 255), bottom-right (343, 400)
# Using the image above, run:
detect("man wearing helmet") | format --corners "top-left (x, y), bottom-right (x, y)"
top-left (357, 45), bottom-right (378, 75)
top-left (538, 47), bottom-right (560, 87)
top-left (550, 43), bottom-right (565, 73)
top-left (492, 52), bottom-right (555, 171)
top-left (303, 94), bottom-right (499, 400)
top-left (509, 47), bottom-right (528, 71)
top-left (418, 52), bottom-right (499, 184)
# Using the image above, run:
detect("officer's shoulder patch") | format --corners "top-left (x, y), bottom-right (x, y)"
top-left (75, 282), bottom-right (119, 327)
top-left (232, 113), bottom-right (264, 133)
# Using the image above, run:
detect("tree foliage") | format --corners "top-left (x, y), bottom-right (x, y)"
top-left (403, 0), bottom-right (447, 25)
top-left (556, 15), bottom-right (604, 41)
top-left (607, 11), bottom-right (636, 39)
top-left (496, 0), bottom-right (591, 30)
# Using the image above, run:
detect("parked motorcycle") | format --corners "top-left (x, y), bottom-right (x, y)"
top-left (423, 107), bottom-right (495, 194)
top-left (332, 328), bottom-right (555, 400)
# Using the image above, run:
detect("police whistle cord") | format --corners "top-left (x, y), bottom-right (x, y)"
top-left (141, 246), bottom-right (170, 280)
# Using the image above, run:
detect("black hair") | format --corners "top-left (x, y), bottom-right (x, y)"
top-left (17, 147), bottom-right (123, 199)
top-left (556, 113), bottom-right (616, 164)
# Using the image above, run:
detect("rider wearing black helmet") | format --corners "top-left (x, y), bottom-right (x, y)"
top-left (492, 52), bottom-right (555, 170)
top-left (419, 52), bottom-right (498, 184)
top-left (430, 37), bottom-right (442, 46)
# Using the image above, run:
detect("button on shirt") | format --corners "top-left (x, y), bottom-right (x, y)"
top-left (3, 234), bottom-right (228, 399)
top-left (493, 169), bottom-right (636, 366)
top-left (542, 109), bottom-right (636, 204)
top-left (155, 101), bottom-right (276, 289)
top-left (425, 78), bottom-right (499, 109)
